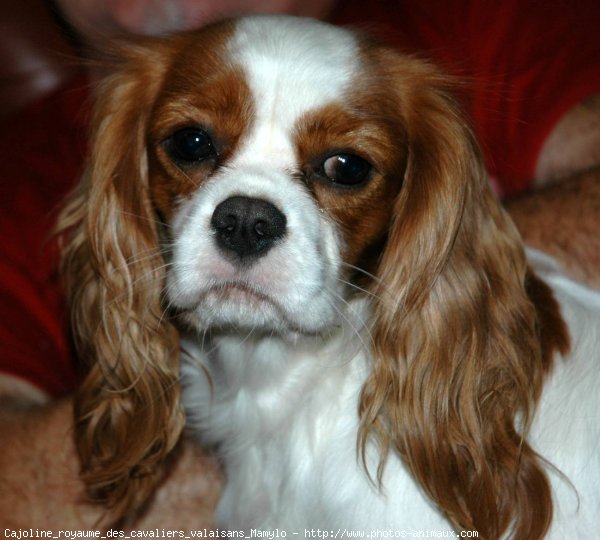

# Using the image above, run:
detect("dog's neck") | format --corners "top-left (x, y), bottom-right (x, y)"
top-left (180, 297), bottom-right (372, 442)
top-left (201, 298), bottom-right (369, 378)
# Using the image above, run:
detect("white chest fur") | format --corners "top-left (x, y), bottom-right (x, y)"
top-left (182, 303), bottom-right (461, 532)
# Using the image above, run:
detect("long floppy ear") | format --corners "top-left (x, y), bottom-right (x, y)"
top-left (359, 53), bottom-right (554, 539)
top-left (59, 40), bottom-right (184, 523)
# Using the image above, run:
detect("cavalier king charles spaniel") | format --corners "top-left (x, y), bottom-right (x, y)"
top-left (60, 15), bottom-right (600, 539)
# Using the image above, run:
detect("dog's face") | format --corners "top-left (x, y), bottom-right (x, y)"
top-left (146, 17), bottom-right (404, 335)
top-left (65, 15), bottom-right (563, 537)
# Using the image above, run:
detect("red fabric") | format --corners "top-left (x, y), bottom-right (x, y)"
top-left (331, 0), bottom-right (600, 197)
top-left (0, 76), bottom-right (89, 396)
top-left (1, 2), bottom-right (600, 396)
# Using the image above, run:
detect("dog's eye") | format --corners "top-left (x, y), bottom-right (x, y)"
top-left (165, 127), bottom-right (215, 164)
top-left (322, 153), bottom-right (371, 187)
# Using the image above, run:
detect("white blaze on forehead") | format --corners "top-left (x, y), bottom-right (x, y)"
top-left (228, 16), bottom-right (360, 168)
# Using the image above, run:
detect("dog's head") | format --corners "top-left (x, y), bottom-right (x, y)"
top-left (61, 15), bottom-right (567, 536)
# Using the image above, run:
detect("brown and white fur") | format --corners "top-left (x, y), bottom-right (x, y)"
top-left (60, 15), bottom-right (600, 539)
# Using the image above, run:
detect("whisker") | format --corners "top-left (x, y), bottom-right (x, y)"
top-left (323, 287), bottom-right (374, 360)
top-left (118, 210), bottom-right (174, 229)
top-left (340, 262), bottom-right (385, 287)
top-left (337, 276), bottom-right (382, 301)
top-left (319, 204), bottom-right (369, 212)
top-left (123, 249), bottom-right (170, 268)
top-left (172, 163), bottom-right (197, 187)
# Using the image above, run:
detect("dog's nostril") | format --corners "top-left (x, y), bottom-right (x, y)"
top-left (222, 215), bottom-right (236, 232)
top-left (254, 221), bottom-right (267, 237)
top-left (211, 196), bottom-right (287, 260)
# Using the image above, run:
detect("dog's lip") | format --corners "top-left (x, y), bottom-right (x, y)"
top-left (208, 281), bottom-right (274, 304)
top-left (179, 279), bottom-right (330, 337)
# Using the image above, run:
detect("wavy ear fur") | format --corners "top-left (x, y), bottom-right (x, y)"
top-left (59, 40), bottom-right (184, 523)
top-left (359, 52), bottom-right (553, 539)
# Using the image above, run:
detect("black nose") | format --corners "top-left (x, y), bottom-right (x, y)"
top-left (211, 196), bottom-right (287, 260)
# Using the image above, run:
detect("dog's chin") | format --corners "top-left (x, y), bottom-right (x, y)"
top-left (175, 283), bottom-right (336, 339)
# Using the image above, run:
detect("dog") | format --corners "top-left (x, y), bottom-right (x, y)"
top-left (60, 15), bottom-right (600, 538)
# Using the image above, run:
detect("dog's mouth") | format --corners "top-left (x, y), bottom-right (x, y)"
top-left (173, 279), bottom-right (285, 328)
top-left (204, 281), bottom-right (277, 309)
top-left (172, 279), bottom-right (333, 338)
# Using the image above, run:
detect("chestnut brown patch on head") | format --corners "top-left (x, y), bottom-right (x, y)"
top-left (526, 270), bottom-right (571, 370)
top-left (294, 95), bottom-right (408, 284)
top-left (148, 22), bottom-right (254, 220)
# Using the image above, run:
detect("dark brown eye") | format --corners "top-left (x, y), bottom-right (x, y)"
top-left (164, 127), bottom-right (215, 164)
top-left (322, 153), bottom-right (371, 186)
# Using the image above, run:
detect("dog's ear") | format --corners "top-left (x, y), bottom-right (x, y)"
top-left (59, 38), bottom-right (184, 523)
top-left (358, 51), bottom-right (553, 539)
